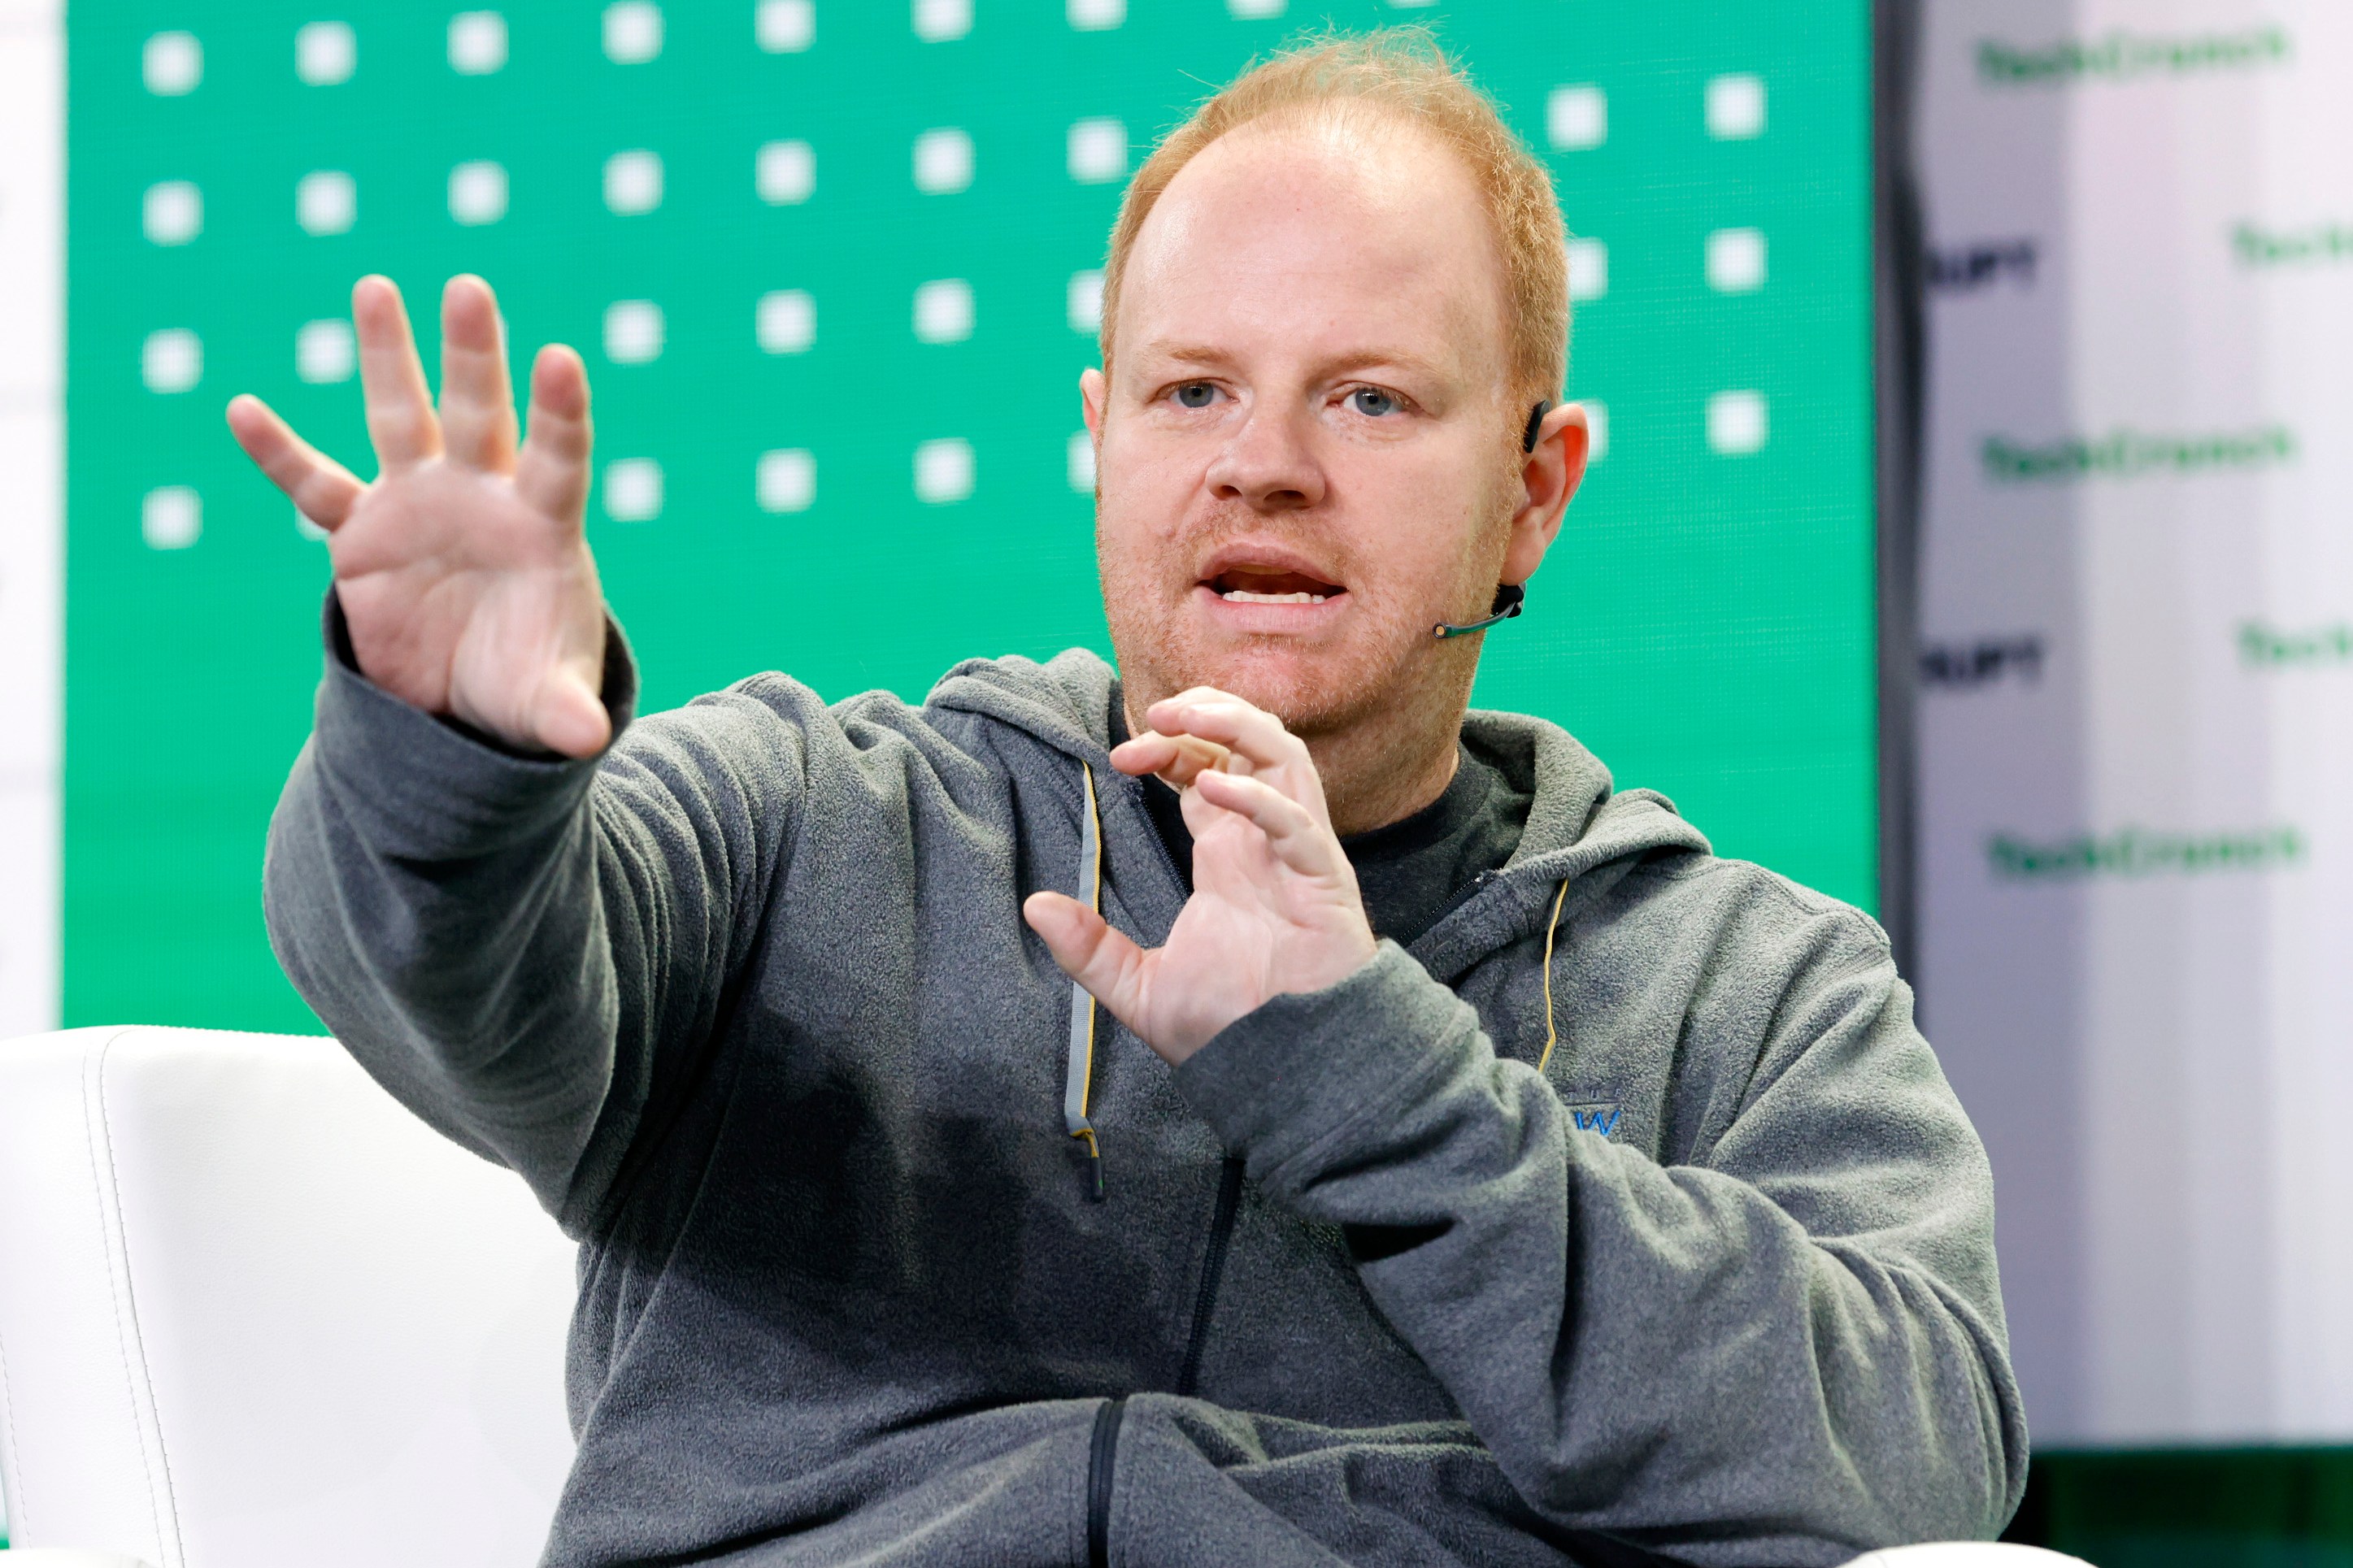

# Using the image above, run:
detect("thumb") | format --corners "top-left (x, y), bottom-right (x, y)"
top-left (531, 662), bottom-right (612, 759)
top-left (1023, 892), bottom-right (1149, 1024)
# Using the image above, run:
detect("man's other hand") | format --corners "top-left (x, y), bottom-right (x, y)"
top-left (1024, 688), bottom-right (1378, 1064)
top-left (227, 274), bottom-right (611, 758)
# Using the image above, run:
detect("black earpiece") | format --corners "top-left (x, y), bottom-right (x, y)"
top-left (1521, 399), bottom-right (1552, 454)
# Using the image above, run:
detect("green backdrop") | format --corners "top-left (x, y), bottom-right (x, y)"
top-left (66, 0), bottom-right (1875, 1032)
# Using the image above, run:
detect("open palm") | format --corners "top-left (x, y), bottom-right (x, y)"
top-left (227, 274), bottom-right (611, 758)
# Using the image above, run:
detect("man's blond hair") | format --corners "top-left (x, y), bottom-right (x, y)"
top-left (1100, 29), bottom-right (1570, 406)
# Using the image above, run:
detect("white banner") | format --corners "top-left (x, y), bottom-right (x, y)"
top-left (1919, 0), bottom-right (2353, 1442)
top-left (0, 0), bottom-right (61, 1042)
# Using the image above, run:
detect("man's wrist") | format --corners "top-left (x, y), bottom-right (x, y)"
top-left (1171, 943), bottom-right (1482, 1180)
top-left (322, 587), bottom-right (639, 758)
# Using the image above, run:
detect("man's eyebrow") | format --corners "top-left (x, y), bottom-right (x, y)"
top-left (1132, 341), bottom-right (1457, 382)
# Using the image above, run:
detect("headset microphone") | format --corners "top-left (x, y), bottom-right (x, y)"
top-left (1434, 583), bottom-right (1524, 640)
top-left (1433, 401), bottom-right (1551, 640)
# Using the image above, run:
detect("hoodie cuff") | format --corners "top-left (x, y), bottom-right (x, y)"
top-left (311, 589), bottom-right (639, 861)
top-left (1172, 942), bottom-right (1488, 1185)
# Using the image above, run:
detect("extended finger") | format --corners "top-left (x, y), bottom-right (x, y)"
top-left (1190, 768), bottom-right (1350, 880)
top-left (437, 275), bottom-right (519, 472)
top-left (516, 344), bottom-right (594, 523)
top-left (225, 394), bottom-right (366, 529)
top-left (353, 276), bottom-right (443, 469)
top-left (1144, 689), bottom-right (1311, 782)
top-left (1023, 892), bottom-right (1150, 1027)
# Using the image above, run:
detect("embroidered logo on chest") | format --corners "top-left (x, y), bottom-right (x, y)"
top-left (1561, 1101), bottom-right (1622, 1138)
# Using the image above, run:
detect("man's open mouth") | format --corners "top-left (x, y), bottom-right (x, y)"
top-left (1203, 567), bottom-right (1347, 605)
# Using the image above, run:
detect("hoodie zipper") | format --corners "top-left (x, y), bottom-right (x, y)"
top-left (1175, 1155), bottom-right (1246, 1397)
top-left (1086, 1395), bottom-right (1126, 1568)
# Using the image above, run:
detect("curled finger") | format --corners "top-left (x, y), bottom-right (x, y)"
top-left (1190, 768), bottom-right (1350, 880)
top-left (1143, 689), bottom-right (1309, 780)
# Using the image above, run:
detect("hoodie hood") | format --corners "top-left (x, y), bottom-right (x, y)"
top-left (924, 647), bottom-right (1711, 979)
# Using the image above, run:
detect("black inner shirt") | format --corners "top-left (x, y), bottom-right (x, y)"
top-left (1109, 693), bottom-right (1534, 949)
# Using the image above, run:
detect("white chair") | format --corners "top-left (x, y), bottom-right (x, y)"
top-left (1853, 1549), bottom-right (2089, 1566)
top-left (0, 1027), bottom-right (577, 1567)
top-left (0, 1025), bottom-right (2080, 1568)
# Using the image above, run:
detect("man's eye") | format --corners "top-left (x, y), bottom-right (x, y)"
top-left (1349, 387), bottom-right (1398, 417)
top-left (1174, 383), bottom-right (1217, 409)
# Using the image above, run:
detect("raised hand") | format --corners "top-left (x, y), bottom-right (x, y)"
top-left (227, 274), bottom-right (611, 758)
top-left (1024, 688), bottom-right (1379, 1064)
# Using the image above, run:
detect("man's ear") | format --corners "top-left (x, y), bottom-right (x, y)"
top-left (1502, 401), bottom-right (1590, 587)
top-left (1081, 367), bottom-right (1107, 441)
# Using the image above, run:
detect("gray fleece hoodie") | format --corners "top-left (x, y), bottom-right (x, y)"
top-left (264, 606), bottom-right (2027, 1568)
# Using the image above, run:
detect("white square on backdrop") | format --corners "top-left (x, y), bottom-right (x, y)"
top-left (604, 2), bottom-right (663, 63)
top-left (144, 31), bottom-right (202, 95)
top-left (450, 160), bottom-right (508, 224)
top-left (758, 139), bottom-right (816, 204)
top-left (296, 21), bottom-right (356, 85)
top-left (296, 319), bottom-right (355, 383)
top-left (1546, 85), bottom-right (1605, 151)
top-left (142, 486), bottom-right (201, 549)
top-left (1706, 227), bottom-right (1765, 293)
top-left (143, 180), bottom-right (202, 245)
top-left (757, 0), bottom-right (815, 51)
top-left (757, 449), bottom-right (816, 513)
top-left (605, 150), bottom-right (663, 214)
top-left (1227, 0), bottom-right (1284, 15)
top-left (1706, 389), bottom-right (1766, 455)
top-left (914, 438), bottom-right (973, 504)
top-left (1706, 73), bottom-right (1765, 140)
top-left (914, 0), bottom-right (970, 41)
top-left (1068, 431), bottom-right (1095, 492)
top-left (913, 279), bottom-right (973, 344)
top-left (1581, 400), bottom-right (1607, 463)
top-left (1068, 0), bottom-right (1124, 28)
top-left (912, 128), bottom-right (972, 194)
top-left (757, 289), bottom-right (816, 354)
top-left (1068, 270), bottom-right (1103, 334)
top-left (604, 458), bottom-right (664, 520)
top-left (1068, 118), bottom-right (1126, 184)
top-left (1567, 237), bottom-right (1607, 301)
top-left (142, 328), bottom-right (202, 394)
top-left (448, 11), bottom-right (507, 74)
top-left (297, 169), bottom-right (356, 235)
top-left (604, 300), bottom-right (665, 364)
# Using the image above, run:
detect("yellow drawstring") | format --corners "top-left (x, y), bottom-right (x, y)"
top-left (1534, 879), bottom-right (1571, 1076)
top-left (1061, 762), bottom-right (1107, 1199)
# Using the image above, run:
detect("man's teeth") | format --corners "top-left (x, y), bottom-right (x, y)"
top-left (1220, 589), bottom-right (1329, 604)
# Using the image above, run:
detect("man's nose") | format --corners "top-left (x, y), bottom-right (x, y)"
top-left (1204, 404), bottom-right (1327, 513)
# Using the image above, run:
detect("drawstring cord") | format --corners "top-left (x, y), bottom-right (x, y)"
top-left (1535, 878), bottom-right (1571, 1075)
top-left (1062, 762), bottom-right (1107, 1201)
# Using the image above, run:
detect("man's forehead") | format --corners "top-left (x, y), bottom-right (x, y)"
top-left (1119, 115), bottom-right (1508, 375)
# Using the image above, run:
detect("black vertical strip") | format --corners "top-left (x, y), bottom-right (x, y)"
top-left (1175, 1157), bottom-right (1246, 1398)
top-left (1086, 1396), bottom-right (1127, 1568)
top-left (1874, 0), bottom-right (1927, 983)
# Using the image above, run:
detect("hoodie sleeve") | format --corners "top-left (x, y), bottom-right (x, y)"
top-left (263, 596), bottom-right (805, 1232)
top-left (1170, 910), bottom-right (2029, 1564)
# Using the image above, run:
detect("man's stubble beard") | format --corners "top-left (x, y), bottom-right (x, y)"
top-left (1098, 499), bottom-right (1507, 836)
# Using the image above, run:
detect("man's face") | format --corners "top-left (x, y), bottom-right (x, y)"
top-left (1086, 117), bottom-right (1540, 739)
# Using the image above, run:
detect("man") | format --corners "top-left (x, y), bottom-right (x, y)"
top-left (232, 33), bottom-right (2026, 1568)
